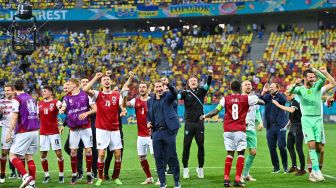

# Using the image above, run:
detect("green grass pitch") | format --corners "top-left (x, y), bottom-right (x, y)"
top-left (1, 123), bottom-right (335, 187)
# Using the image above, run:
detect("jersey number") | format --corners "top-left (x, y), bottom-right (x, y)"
top-left (105, 100), bottom-right (111, 107)
top-left (44, 108), bottom-right (48, 115)
top-left (141, 107), bottom-right (144, 115)
top-left (232, 104), bottom-right (239, 120)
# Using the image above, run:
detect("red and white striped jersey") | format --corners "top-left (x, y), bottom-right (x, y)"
top-left (0, 98), bottom-right (13, 128)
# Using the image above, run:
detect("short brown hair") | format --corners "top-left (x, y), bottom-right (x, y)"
top-left (13, 79), bottom-right (24, 91)
top-left (139, 82), bottom-right (148, 87)
top-left (4, 84), bottom-right (13, 89)
top-left (68, 78), bottom-right (80, 86)
top-left (43, 85), bottom-right (54, 94)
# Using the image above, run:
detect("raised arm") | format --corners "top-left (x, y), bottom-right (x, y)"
top-left (288, 78), bottom-right (302, 95)
top-left (201, 69), bottom-right (213, 93)
top-left (312, 67), bottom-right (326, 90)
top-left (319, 67), bottom-right (336, 93)
top-left (83, 72), bottom-right (103, 97)
top-left (121, 71), bottom-right (134, 91)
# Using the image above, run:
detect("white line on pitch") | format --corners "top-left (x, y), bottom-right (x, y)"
top-left (323, 174), bottom-right (336, 180)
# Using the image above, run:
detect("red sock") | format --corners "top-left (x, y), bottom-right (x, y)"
top-left (0, 157), bottom-right (6, 176)
top-left (19, 157), bottom-right (25, 168)
top-left (224, 155), bottom-right (233, 180)
top-left (27, 160), bottom-right (36, 180)
top-left (112, 160), bottom-right (121, 180)
top-left (86, 154), bottom-right (92, 173)
top-left (140, 160), bottom-right (152, 178)
top-left (98, 162), bottom-right (104, 179)
top-left (11, 157), bottom-right (27, 176)
top-left (58, 158), bottom-right (64, 174)
top-left (41, 158), bottom-right (48, 173)
top-left (235, 155), bottom-right (245, 182)
top-left (71, 156), bottom-right (78, 174)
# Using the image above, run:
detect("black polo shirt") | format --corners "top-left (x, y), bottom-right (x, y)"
top-left (289, 99), bottom-right (302, 125)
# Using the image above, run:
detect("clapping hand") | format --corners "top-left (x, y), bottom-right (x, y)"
top-left (262, 83), bottom-right (269, 94)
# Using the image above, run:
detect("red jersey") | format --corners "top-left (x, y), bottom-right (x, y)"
top-left (94, 91), bottom-right (120, 131)
top-left (130, 97), bottom-right (150, 137)
top-left (218, 94), bottom-right (258, 132)
top-left (38, 99), bottom-right (62, 135)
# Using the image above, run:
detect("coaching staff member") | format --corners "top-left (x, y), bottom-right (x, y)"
top-left (177, 69), bottom-right (212, 179)
top-left (272, 85), bottom-right (306, 176)
top-left (260, 83), bottom-right (288, 173)
top-left (147, 78), bottom-right (181, 188)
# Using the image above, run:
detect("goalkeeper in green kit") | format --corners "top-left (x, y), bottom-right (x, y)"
top-left (289, 63), bottom-right (331, 182)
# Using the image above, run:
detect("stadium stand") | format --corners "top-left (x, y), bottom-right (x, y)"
top-left (0, 0), bottom-right (76, 10)
top-left (259, 28), bottom-right (336, 91)
top-left (0, 25), bottom-right (254, 103)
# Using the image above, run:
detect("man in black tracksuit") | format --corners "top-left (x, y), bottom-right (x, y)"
top-left (177, 70), bottom-right (212, 179)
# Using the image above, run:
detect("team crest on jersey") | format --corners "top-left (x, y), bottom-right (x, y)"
top-left (112, 96), bottom-right (117, 105)
top-left (185, 130), bottom-right (189, 135)
top-left (27, 99), bottom-right (37, 114)
top-left (50, 103), bottom-right (54, 109)
top-left (69, 99), bottom-right (73, 104)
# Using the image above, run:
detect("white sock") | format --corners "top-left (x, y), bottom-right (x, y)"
top-left (45, 172), bottom-right (50, 177)
top-left (87, 172), bottom-right (92, 176)
top-left (29, 180), bottom-right (35, 185)
top-left (59, 172), bottom-right (64, 177)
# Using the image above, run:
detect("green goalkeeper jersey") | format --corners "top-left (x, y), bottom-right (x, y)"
top-left (289, 70), bottom-right (326, 116)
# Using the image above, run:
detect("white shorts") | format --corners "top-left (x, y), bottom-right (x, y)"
top-left (137, 136), bottom-right (153, 156)
top-left (96, 128), bottom-right (123, 151)
top-left (10, 131), bottom-right (39, 156)
top-left (223, 131), bottom-right (247, 151)
top-left (1, 127), bottom-right (13, 150)
top-left (69, 128), bottom-right (93, 149)
top-left (40, 134), bottom-right (62, 151)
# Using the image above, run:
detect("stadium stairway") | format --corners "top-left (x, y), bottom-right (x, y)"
top-left (250, 34), bottom-right (270, 66)
top-left (157, 55), bottom-right (170, 75)
top-left (76, 0), bottom-right (83, 8)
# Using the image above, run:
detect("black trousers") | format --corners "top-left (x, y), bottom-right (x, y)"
top-left (64, 130), bottom-right (84, 175)
top-left (182, 121), bottom-right (204, 168)
top-left (287, 124), bottom-right (305, 170)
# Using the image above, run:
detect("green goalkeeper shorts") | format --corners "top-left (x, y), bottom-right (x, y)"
top-left (301, 115), bottom-right (323, 144)
top-left (246, 130), bottom-right (257, 149)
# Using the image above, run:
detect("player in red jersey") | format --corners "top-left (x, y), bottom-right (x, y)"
top-left (83, 71), bottom-right (129, 186)
top-left (124, 82), bottom-right (155, 185)
top-left (202, 81), bottom-right (264, 187)
top-left (38, 86), bottom-right (64, 184)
